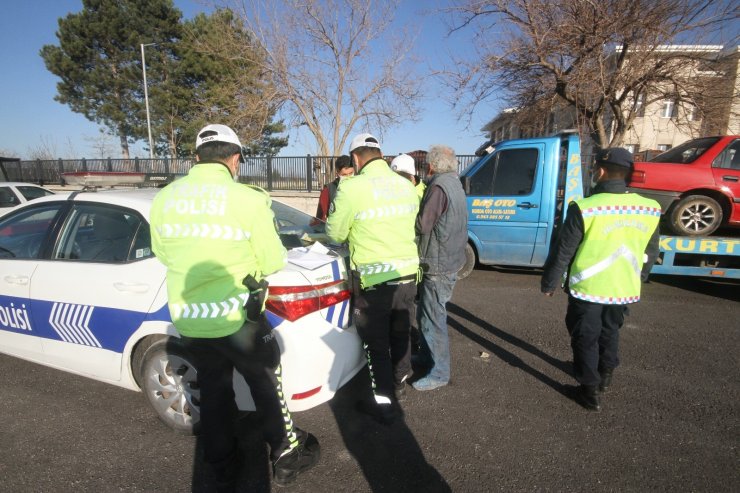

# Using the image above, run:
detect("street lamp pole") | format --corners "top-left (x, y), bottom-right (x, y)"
top-left (140, 43), bottom-right (156, 159)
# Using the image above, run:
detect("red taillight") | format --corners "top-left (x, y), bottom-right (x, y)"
top-left (631, 169), bottom-right (646, 183)
top-left (266, 280), bottom-right (351, 322)
top-left (291, 386), bottom-right (322, 400)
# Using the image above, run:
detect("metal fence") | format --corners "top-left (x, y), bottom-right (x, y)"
top-left (1, 154), bottom-right (480, 191)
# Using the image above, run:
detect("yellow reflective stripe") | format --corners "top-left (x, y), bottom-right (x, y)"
top-left (171, 293), bottom-right (248, 319)
top-left (156, 223), bottom-right (250, 240)
top-left (357, 258), bottom-right (418, 276)
top-left (354, 204), bottom-right (418, 221)
top-left (569, 245), bottom-right (641, 286)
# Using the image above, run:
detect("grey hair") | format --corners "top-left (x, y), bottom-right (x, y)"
top-left (428, 145), bottom-right (458, 174)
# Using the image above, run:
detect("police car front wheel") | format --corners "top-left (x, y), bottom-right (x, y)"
top-left (137, 338), bottom-right (201, 435)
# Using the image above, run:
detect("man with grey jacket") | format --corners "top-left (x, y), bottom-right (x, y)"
top-left (412, 145), bottom-right (468, 391)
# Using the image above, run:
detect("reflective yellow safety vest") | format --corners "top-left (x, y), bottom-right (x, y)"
top-left (326, 158), bottom-right (419, 288)
top-left (150, 163), bottom-right (287, 338)
top-left (569, 193), bottom-right (660, 304)
top-left (415, 181), bottom-right (426, 202)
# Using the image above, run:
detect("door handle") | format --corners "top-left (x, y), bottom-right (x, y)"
top-left (517, 202), bottom-right (539, 209)
top-left (722, 175), bottom-right (739, 182)
top-left (113, 282), bottom-right (150, 293)
top-left (3, 275), bottom-right (29, 285)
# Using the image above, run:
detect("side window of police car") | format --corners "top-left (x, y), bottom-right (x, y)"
top-left (54, 205), bottom-right (152, 263)
top-left (0, 205), bottom-right (61, 259)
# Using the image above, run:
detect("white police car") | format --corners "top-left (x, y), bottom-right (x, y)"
top-left (0, 182), bottom-right (55, 217)
top-left (0, 187), bottom-right (364, 433)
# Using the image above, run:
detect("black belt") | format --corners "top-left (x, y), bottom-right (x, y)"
top-left (371, 274), bottom-right (417, 288)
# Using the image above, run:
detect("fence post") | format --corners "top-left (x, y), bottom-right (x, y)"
top-left (36, 159), bottom-right (43, 185)
top-left (82, 158), bottom-right (87, 172)
top-left (107, 157), bottom-right (113, 172)
top-left (306, 155), bottom-right (313, 192)
top-left (134, 157), bottom-right (140, 173)
top-left (57, 158), bottom-right (64, 185)
top-left (164, 158), bottom-right (170, 174)
top-left (266, 156), bottom-right (273, 191)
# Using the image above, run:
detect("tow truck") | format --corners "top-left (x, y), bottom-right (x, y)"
top-left (458, 131), bottom-right (740, 280)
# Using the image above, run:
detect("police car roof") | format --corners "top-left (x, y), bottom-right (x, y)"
top-left (18, 188), bottom-right (158, 217)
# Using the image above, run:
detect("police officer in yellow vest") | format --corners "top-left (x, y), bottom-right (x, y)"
top-left (150, 124), bottom-right (319, 489)
top-left (327, 133), bottom-right (419, 424)
top-left (391, 153), bottom-right (426, 202)
top-left (541, 148), bottom-right (660, 412)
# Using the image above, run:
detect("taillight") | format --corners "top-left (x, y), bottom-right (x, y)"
top-left (631, 170), bottom-right (646, 183)
top-left (266, 280), bottom-right (351, 322)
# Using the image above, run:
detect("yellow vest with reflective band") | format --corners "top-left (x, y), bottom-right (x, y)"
top-left (569, 193), bottom-right (660, 304)
top-left (326, 158), bottom-right (419, 288)
top-left (150, 163), bottom-right (287, 338)
top-left (415, 181), bottom-right (426, 202)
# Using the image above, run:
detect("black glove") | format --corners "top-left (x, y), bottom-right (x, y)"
top-left (243, 274), bottom-right (269, 322)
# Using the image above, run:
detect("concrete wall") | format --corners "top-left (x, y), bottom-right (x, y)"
top-left (269, 191), bottom-right (320, 215)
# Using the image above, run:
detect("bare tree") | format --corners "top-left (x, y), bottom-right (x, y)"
top-left (84, 130), bottom-right (117, 159)
top-left (446, 0), bottom-right (739, 147)
top-left (228, 0), bottom-right (423, 156)
top-left (26, 135), bottom-right (59, 161)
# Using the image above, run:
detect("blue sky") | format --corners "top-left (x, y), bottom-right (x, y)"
top-left (0, 0), bottom-right (497, 160)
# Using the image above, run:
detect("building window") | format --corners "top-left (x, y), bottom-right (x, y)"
top-left (625, 144), bottom-right (640, 154)
top-left (660, 100), bottom-right (677, 119)
top-left (657, 144), bottom-right (671, 151)
top-left (687, 105), bottom-right (698, 122)
top-left (635, 94), bottom-right (645, 117)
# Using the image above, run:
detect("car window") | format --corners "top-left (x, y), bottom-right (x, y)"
top-left (271, 201), bottom-right (325, 245)
top-left (0, 204), bottom-right (62, 259)
top-left (54, 204), bottom-right (149, 263)
top-left (469, 148), bottom-right (539, 196)
top-left (0, 187), bottom-right (21, 208)
top-left (17, 186), bottom-right (54, 201)
top-left (649, 137), bottom-right (721, 164)
top-left (712, 140), bottom-right (740, 170)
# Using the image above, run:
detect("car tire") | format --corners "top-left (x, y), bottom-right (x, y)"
top-left (458, 243), bottom-right (476, 280)
top-left (137, 337), bottom-right (200, 435)
top-left (668, 195), bottom-right (723, 236)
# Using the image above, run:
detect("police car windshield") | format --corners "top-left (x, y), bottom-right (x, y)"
top-left (271, 201), bottom-right (325, 247)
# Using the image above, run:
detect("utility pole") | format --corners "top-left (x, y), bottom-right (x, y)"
top-left (141, 43), bottom-right (157, 159)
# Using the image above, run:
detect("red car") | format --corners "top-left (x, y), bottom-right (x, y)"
top-left (628, 136), bottom-right (740, 236)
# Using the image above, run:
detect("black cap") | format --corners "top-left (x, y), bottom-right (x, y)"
top-left (595, 147), bottom-right (633, 169)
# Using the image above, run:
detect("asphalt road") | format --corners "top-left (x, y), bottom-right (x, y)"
top-left (1, 268), bottom-right (738, 492)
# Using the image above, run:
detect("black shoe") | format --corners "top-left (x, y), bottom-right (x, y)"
top-left (599, 368), bottom-right (614, 393)
top-left (395, 382), bottom-right (407, 402)
top-left (272, 434), bottom-right (321, 487)
top-left (574, 385), bottom-right (601, 411)
top-left (356, 399), bottom-right (397, 425)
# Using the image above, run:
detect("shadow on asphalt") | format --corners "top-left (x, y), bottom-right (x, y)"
top-left (187, 371), bottom-right (451, 493)
top-left (328, 367), bottom-right (452, 493)
top-left (471, 265), bottom-right (543, 277)
top-left (649, 275), bottom-right (740, 302)
top-left (447, 303), bottom-right (572, 398)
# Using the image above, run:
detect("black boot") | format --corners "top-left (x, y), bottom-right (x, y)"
top-left (356, 399), bottom-right (398, 425)
top-left (599, 368), bottom-right (614, 393)
top-left (574, 385), bottom-right (601, 411)
top-left (272, 433), bottom-right (320, 486)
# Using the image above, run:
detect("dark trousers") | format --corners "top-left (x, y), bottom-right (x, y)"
top-left (180, 317), bottom-right (296, 473)
top-left (565, 296), bottom-right (628, 387)
top-left (353, 281), bottom-right (417, 400)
